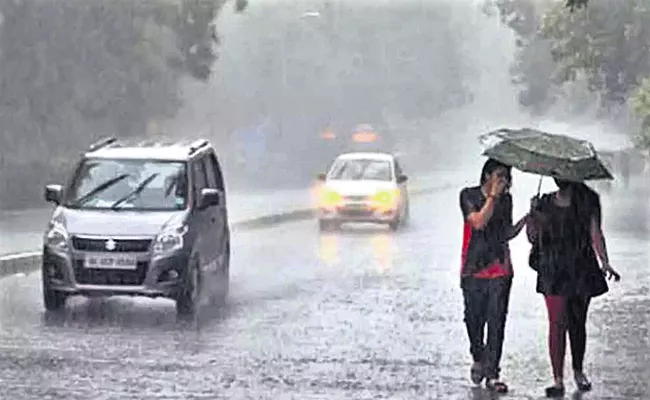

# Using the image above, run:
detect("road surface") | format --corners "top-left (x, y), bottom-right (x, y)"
top-left (0, 179), bottom-right (648, 399)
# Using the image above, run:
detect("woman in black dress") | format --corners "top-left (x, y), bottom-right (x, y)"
top-left (526, 178), bottom-right (620, 397)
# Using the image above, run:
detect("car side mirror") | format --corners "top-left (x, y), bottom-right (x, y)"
top-left (44, 184), bottom-right (64, 204)
top-left (199, 188), bottom-right (221, 209)
top-left (317, 173), bottom-right (327, 181)
top-left (397, 175), bottom-right (408, 184)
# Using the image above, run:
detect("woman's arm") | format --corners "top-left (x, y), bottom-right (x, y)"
top-left (590, 216), bottom-right (610, 267)
top-left (526, 213), bottom-right (539, 243)
top-left (507, 213), bottom-right (528, 240)
top-left (590, 213), bottom-right (621, 281)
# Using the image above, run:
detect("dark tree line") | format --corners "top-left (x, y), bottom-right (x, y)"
top-left (0, 0), bottom-right (246, 209)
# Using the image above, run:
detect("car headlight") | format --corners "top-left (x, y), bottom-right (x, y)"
top-left (320, 189), bottom-right (342, 208)
top-left (153, 225), bottom-right (187, 256)
top-left (372, 189), bottom-right (400, 208)
top-left (44, 222), bottom-right (69, 252)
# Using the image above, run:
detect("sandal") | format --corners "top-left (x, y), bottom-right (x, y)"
top-left (574, 372), bottom-right (592, 392)
top-left (545, 384), bottom-right (565, 398)
top-left (470, 362), bottom-right (484, 385)
top-left (486, 378), bottom-right (509, 394)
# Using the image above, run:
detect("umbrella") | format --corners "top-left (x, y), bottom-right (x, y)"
top-left (479, 128), bottom-right (614, 185)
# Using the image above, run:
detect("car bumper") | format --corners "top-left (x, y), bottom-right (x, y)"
top-left (42, 246), bottom-right (190, 299)
top-left (318, 203), bottom-right (399, 223)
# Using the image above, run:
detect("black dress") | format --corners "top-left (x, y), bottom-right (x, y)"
top-left (530, 193), bottom-right (608, 298)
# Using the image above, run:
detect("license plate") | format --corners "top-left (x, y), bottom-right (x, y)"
top-left (84, 253), bottom-right (137, 270)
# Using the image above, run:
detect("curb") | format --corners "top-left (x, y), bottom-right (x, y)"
top-left (0, 181), bottom-right (459, 279)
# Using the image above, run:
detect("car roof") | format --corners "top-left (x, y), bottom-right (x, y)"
top-left (85, 139), bottom-right (211, 162)
top-left (335, 152), bottom-right (395, 162)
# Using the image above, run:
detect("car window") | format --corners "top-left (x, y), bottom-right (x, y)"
top-left (328, 159), bottom-right (393, 181)
top-left (192, 159), bottom-right (207, 206)
top-left (65, 158), bottom-right (188, 210)
top-left (204, 151), bottom-right (225, 191)
top-left (394, 159), bottom-right (403, 177)
top-left (203, 156), bottom-right (217, 189)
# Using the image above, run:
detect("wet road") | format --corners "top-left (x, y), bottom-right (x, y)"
top-left (0, 180), bottom-right (648, 399)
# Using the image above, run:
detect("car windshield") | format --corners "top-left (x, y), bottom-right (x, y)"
top-left (328, 159), bottom-right (392, 181)
top-left (65, 158), bottom-right (188, 211)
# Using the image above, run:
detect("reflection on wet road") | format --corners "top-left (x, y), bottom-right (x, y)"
top-left (0, 183), bottom-right (649, 399)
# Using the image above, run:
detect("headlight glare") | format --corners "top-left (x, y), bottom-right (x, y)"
top-left (153, 225), bottom-right (187, 255)
top-left (45, 223), bottom-right (69, 252)
top-left (372, 189), bottom-right (400, 208)
top-left (320, 189), bottom-right (342, 207)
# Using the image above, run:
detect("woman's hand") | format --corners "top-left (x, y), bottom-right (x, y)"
top-left (602, 263), bottom-right (621, 282)
top-left (490, 177), bottom-right (507, 198)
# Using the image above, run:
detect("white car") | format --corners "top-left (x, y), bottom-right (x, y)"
top-left (316, 152), bottom-right (410, 231)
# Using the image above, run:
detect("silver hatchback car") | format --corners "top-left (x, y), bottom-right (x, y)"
top-left (41, 137), bottom-right (231, 316)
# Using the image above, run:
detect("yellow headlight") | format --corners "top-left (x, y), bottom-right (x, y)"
top-left (372, 189), bottom-right (399, 207)
top-left (320, 189), bottom-right (342, 207)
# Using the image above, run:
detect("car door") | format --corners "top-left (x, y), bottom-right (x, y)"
top-left (202, 151), bottom-right (227, 271)
top-left (191, 158), bottom-right (211, 271)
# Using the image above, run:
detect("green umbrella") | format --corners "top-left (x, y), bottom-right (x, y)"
top-left (479, 128), bottom-right (615, 187)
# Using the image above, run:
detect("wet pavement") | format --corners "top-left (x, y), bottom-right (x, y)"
top-left (0, 177), bottom-right (648, 399)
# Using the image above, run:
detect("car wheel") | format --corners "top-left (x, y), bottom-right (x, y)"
top-left (402, 204), bottom-right (410, 226)
top-left (176, 259), bottom-right (201, 316)
top-left (42, 266), bottom-right (66, 312)
top-left (388, 220), bottom-right (400, 231)
top-left (43, 283), bottom-right (66, 312)
top-left (213, 244), bottom-right (230, 304)
top-left (318, 220), bottom-right (339, 232)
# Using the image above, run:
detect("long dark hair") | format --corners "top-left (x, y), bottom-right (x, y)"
top-left (553, 179), bottom-right (601, 235)
top-left (573, 182), bottom-right (601, 226)
top-left (479, 158), bottom-right (511, 185)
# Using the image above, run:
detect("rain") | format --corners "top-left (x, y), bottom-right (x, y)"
top-left (0, 0), bottom-right (649, 398)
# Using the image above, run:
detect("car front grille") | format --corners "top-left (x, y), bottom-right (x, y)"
top-left (73, 260), bottom-right (148, 285)
top-left (339, 208), bottom-right (374, 217)
top-left (71, 236), bottom-right (152, 253)
top-left (343, 195), bottom-right (368, 202)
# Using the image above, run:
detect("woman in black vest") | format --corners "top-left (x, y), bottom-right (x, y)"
top-left (527, 179), bottom-right (620, 397)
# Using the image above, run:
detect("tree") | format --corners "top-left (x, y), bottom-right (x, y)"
top-left (0, 0), bottom-right (246, 208)
top-left (491, 0), bottom-right (557, 113)
top-left (566, 0), bottom-right (588, 10)
top-left (539, 0), bottom-right (650, 106)
top-left (630, 78), bottom-right (650, 153)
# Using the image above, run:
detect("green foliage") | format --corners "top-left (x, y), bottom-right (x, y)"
top-left (539, 0), bottom-right (650, 105)
top-left (566, 0), bottom-right (588, 10)
top-left (220, 1), bottom-right (473, 126)
top-left (630, 78), bottom-right (650, 151)
top-left (0, 0), bottom-right (245, 208)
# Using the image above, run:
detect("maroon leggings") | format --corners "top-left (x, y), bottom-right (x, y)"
top-left (544, 295), bottom-right (591, 379)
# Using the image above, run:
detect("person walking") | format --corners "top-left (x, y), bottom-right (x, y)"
top-left (459, 158), bottom-right (528, 393)
top-left (526, 178), bottom-right (621, 397)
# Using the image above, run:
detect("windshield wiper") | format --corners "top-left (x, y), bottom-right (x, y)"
top-left (110, 173), bottom-right (159, 210)
top-left (72, 174), bottom-right (130, 207)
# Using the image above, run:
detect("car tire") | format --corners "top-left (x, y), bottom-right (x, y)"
top-left (388, 220), bottom-right (400, 231)
top-left (213, 244), bottom-right (230, 304)
top-left (318, 220), bottom-right (337, 232)
top-left (42, 282), bottom-right (66, 312)
top-left (176, 259), bottom-right (201, 317)
top-left (402, 204), bottom-right (410, 226)
top-left (42, 262), bottom-right (66, 312)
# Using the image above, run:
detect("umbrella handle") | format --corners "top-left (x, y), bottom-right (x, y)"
top-left (536, 176), bottom-right (543, 196)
